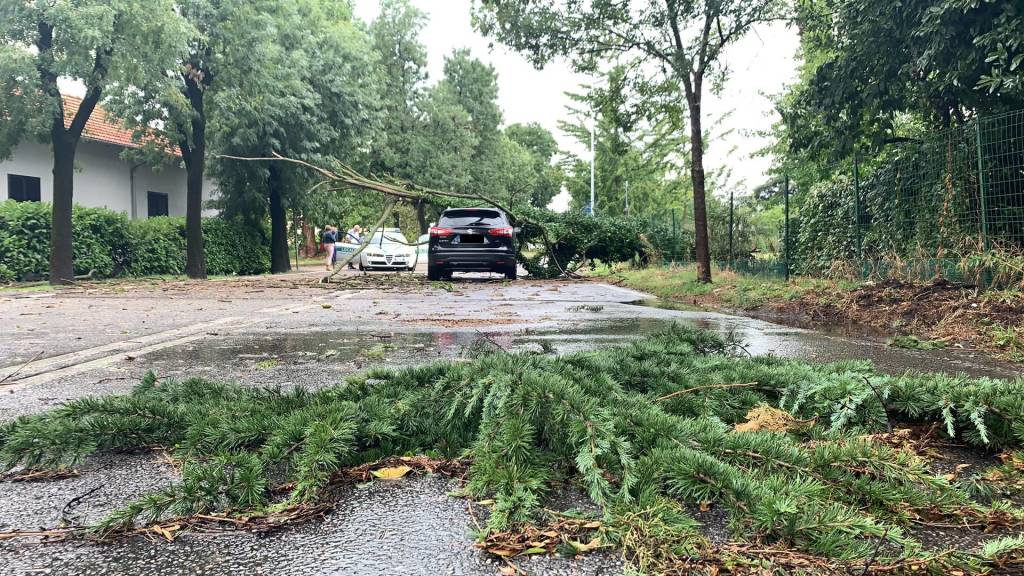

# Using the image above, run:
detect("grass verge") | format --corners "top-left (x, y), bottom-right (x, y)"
top-left (1, 326), bottom-right (1023, 574)
top-left (603, 265), bottom-right (1024, 361)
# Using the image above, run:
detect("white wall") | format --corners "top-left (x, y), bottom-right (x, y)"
top-left (0, 140), bottom-right (218, 219)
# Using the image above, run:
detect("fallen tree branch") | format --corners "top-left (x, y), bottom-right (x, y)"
top-left (217, 152), bottom-right (584, 278)
top-left (655, 382), bottom-right (759, 403)
top-left (324, 200), bottom-right (397, 282)
top-left (0, 350), bottom-right (43, 386)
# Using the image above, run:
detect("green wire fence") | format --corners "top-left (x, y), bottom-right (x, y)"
top-left (643, 109), bottom-right (1024, 286)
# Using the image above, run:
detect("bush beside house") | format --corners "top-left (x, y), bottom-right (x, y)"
top-left (0, 201), bottom-right (270, 281)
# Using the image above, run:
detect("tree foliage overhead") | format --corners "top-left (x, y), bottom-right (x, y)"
top-left (779, 0), bottom-right (1024, 162)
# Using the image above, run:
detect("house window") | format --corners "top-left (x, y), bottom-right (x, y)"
top-left (147, 191), bottom-right (169, 217)
top-left (7, 174), bottom-right (41, 202)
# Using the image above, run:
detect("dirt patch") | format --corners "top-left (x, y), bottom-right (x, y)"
top-left (772, 279), bottom-right (1024, 357)
top-left (654, 277), bottom-right (1024, 361)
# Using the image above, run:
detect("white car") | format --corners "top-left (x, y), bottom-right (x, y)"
top-left (339, 228), bottom-right (418, 271)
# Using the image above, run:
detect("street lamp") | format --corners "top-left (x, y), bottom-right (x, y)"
top-left (589, 116), bottom-right (596, 216)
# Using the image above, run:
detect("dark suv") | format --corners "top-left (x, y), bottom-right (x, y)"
top-left (428, 208), bottom-right (518, 280)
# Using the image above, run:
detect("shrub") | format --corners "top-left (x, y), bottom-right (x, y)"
top-left (515, 207), bottom-right (693, 278)
top-left (0, 201), bottom-right (131, 281)
top-left (203, 218), bottom-right (270, 276)
top-left (0, 201), bottom-right (270, 281)
top-left (127, 217), bottom-right (187, 276)
top-left (0, 201), bottom-right (50, 281)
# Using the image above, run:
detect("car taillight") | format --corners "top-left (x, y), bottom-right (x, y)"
top-left (430, 227), bottom-right (453, 238)
top-left (488, 227), bottom-right (513, 237)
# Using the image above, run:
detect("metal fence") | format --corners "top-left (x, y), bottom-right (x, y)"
top-left (791, 109), bottom-right (1024, 285)
top-left (644, 109), bottom-right (1024, 285)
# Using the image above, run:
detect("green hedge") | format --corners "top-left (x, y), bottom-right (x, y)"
top-left (514, 207), bottom-right (694, 278)
top-left (0, 201), bottom-right (269, 281)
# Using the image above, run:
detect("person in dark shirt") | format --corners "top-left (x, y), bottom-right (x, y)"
top-left (322, 226), bottom-right (338, 271)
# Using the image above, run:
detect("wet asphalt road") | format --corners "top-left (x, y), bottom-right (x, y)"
top-left (1, 271), bottom-right (1020, 576)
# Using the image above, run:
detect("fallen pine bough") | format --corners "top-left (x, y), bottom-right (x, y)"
top-left (1, 325), bottom-right (1023, 574)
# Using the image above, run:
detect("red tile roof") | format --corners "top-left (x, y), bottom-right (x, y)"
top-left (62, 94), bottom-right (180, 157)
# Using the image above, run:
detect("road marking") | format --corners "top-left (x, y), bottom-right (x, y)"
top-left (0, 291), bottom-right (357, 390)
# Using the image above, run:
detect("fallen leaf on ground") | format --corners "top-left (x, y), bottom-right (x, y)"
top-left (570, 537), bottom-right (603, 553)
top-left (151, 524), bottom-right (180, 542)
top-left (370, 465), bottom-right (412, 480)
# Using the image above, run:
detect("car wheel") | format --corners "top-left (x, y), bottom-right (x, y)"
top-left (505, 266), bottom-right (517, 281)
top-left (427, 264), bottom-right (442, 281)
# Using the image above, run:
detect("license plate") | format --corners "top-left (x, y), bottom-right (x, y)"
top-left (459, 234), bottom-right (484, 244)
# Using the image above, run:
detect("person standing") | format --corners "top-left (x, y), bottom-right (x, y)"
top-left (323, 226), bottom-right (338, 271)
top-left (344, 225), bottom-right (362, 269)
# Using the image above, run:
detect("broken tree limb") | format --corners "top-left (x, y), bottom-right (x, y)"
top-left (655, 382), bottom-right (759, 403)
top-left (324, 200), bottom-right (397, 282)
top-left (217, 152), bottom-right (579, 279)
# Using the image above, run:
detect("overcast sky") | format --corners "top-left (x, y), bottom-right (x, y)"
top-left (353, 0), bottom-right (801, 209)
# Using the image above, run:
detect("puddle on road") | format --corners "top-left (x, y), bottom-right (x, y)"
top-left (624, 298), bottom-right (1021, 380)
top-left (141, 307), bottom-right (1020, 383)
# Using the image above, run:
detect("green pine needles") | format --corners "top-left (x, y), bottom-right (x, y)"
top-left (2, 325), bottom-right (1023, 574)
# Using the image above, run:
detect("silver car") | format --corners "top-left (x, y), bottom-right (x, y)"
top-left (346, 228), bottom-right (418, 271)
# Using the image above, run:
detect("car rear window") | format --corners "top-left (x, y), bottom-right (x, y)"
top-left (439, 209), bottom-right (505, 227)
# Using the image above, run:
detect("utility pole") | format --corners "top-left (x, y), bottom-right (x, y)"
top-left (589, 117), bottom-right (596, 216)
top-left (624, 181), bottom-right (630, 216)
top-left (784, 176), bottom-right (791, 281)
top-left (728, 190), bottom-right (735, 263)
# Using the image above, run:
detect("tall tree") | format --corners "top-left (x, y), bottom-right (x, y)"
top-left (110, 0), bottom-right (274, 279)
top-left (0, 0), bottom-right (189, 284)
top-left (214, 0), bottom-right (380, 273)
top-left (560, 72), bottom-right (692, 218)
top-left (475, 0), bottom-right (784, 282)
top-left (505, 122), bottom-right (564, 208)
top-left (370, 0), bottom-right (429, 180)
top-left (439, 49), bottom-right (505, 198)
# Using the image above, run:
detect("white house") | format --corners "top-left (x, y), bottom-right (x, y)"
top-left (0, 95), bottom-right (217, 218)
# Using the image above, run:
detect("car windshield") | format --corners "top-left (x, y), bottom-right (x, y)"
top-left (439, 209), bottom-right (504, 227)
top-left (370, 232), bottom-right (408, 246)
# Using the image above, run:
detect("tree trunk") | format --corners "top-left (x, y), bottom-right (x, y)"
top-left (184, 155), bottom-right (207, 279)
top-left (687, 92), bottom-right (712, 284)
top-left (301, 218), bottom-right (318, 256)
top-left (416, 199), bottom-right (429, 234)
top-left (183, 79), bottom-right (207, 279)
top-left (268, 166), bottom-right (291, 274)
top-left (49, 135), bottom-right (76, 285)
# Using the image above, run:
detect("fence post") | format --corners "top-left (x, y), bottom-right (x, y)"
top-left (784, 176), bottom-right (791, 281)
top-left (671, 208), bottom-right (677, 262)
top-left (853, 152), bottom-right (862, 262)
top-left (728, 190), bottom-right (735, 265)
top-left (975, 118), bottom-right (991, 252)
